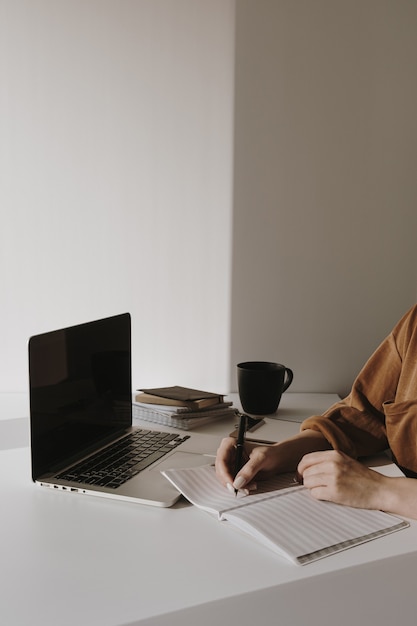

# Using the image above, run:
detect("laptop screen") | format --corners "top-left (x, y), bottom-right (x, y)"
top-left (29, 313), bottom-right (132, 480)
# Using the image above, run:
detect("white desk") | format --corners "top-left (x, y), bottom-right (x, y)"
top-left (1, 393), bottom-right (417, 626)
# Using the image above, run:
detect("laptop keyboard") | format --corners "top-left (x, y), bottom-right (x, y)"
top-left (56, 428), bottom-right (190, 489)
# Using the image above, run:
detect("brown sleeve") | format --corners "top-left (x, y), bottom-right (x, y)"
top-left (300, 307), bottom-right (416, 458)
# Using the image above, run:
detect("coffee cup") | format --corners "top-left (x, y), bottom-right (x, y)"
top-left (237, 361), bottom-right (294, 415)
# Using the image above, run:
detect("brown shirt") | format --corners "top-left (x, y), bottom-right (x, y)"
top-left (301, 304), bottom-right (417, 475)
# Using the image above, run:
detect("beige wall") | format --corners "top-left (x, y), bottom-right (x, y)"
top-left (230, 0), bottom-right (417, 396)
top-left (2, 1), bottom-right (417, 398)
top-left (0, 0), bottom-right (235, 393)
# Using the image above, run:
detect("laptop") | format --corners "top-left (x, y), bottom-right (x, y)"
top-left (28, 313), bottom-right (218, 507)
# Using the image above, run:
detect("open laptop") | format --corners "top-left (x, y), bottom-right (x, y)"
top-left (29, 313), bottom-right (218, 507)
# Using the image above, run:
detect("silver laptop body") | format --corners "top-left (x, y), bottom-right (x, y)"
top-left (29, 313), bottom-right (216, 507)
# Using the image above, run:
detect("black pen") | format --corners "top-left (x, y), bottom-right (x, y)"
top-left (233, 413), bottom-right (247, 496)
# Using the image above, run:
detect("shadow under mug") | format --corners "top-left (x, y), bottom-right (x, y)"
top-left (237, 361), bottom-right (294, 415)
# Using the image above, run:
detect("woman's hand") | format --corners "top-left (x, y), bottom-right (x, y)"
top-left (215, 429), bottom-right (332, 494)
top-left (216, 437), bottom-right (417, 519)
top-left (298, 450), bottom-right (387, 509)
top-left (215, 437), bottom-right (283, 493)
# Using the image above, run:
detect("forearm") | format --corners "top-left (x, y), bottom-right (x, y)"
top-left (270, 429), bottom-right (332, 473)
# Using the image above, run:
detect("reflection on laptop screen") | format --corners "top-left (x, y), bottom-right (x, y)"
top-left (29, 313), bottom-right (132, 480)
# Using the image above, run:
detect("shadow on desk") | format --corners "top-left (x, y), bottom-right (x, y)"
top-left (273, 408), bottom-right (306, 422)
top-left (134, 551), bottom-right (417, 626)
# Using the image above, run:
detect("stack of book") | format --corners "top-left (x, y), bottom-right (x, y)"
top-left (132, 385), bottom-right (236, 430)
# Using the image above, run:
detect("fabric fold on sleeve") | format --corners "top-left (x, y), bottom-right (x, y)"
top-left (299, 306), bottom-right (416, 457)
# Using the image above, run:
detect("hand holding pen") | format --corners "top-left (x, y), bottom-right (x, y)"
top-left (215, 414), bottom-right (283, 494)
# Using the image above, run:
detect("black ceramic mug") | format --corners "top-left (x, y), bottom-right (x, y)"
top-left (237, 361), bottom-right (294, 415)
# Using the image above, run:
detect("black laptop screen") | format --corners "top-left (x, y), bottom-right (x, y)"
top-left (29, 313), bottom-right (132, 480)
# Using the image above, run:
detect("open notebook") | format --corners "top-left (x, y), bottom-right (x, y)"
top-left (162, 464), bottom-right (409, 565)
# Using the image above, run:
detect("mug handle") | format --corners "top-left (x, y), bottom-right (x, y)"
top-left (282, 367), bottom-right (294, 392)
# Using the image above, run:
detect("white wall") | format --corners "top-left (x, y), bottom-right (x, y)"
top-left (2, 0), bottom-right (417, 400)
top-left (231, 0), bottom-right (417, 397)
top-left (1, 0), bottom-right (235, 393)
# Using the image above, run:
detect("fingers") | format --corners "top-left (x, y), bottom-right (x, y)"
top-left (215, 437), bottom-right (237, 487)
top-left (297, 450), bottom-right (343, 497)
top-left (232, 446), bottom-right (270, 491)
top-left (296, 449), bottom-right (378, 508)
top-left (215, 437), bottom-right (272, 493)
top-left (297, 449), bottom-right (346, 476)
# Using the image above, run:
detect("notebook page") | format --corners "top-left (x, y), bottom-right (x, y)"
top-left (162, 464), bottom-right (409, 565)
top-left (162, 464), bottom-right (298, 516)
top-left (224, 489), bottom-right (409, 565)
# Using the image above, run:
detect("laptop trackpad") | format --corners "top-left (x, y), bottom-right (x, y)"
top-left (150, 451), bottom-right (213, 472)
